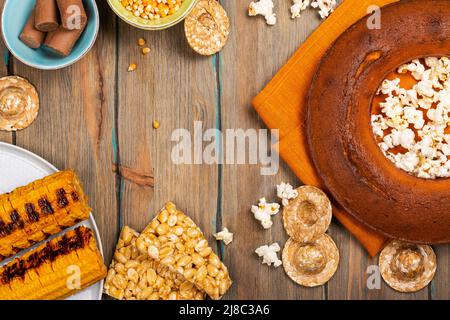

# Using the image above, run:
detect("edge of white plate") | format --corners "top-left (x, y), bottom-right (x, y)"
top-left (0, 141), bottom-right (105, 300)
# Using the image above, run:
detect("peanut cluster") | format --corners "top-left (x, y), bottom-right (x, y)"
top-left (104, 202), bottom-right (232, 300)
top-left (104, 226), bottom-right (205, 300)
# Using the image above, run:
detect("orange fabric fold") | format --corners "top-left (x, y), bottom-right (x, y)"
top-left (253, 0), bottom-right (400, 256)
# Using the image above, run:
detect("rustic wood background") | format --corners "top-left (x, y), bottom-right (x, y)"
top-left (0, 0), bottom-right (448, 300)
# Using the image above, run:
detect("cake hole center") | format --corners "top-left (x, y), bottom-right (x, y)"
top-left (371, 56), bottom-right (450, 179)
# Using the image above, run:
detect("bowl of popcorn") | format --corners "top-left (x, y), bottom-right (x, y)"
top-left (107, 0), bottom-right (198, 30)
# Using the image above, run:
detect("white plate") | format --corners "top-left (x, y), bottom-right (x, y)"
top-left (0, 142), bottom-right (104, 300)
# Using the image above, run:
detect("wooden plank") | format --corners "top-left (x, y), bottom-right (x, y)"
top-left (12, 1), bottom-right (119, 264)
top-left (220, 1), bottom-right (324, 299)
top-left (116, 21), bottom-right (219, 244)
top-left (0, 0), bottom-right (12, 144)
top-left (431, 245), bottom-right (449, 299)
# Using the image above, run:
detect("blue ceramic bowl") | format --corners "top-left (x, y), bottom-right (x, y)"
top-left (1, 0), bottom-right (99, 70)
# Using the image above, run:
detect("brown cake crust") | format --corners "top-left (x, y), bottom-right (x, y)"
top-left (307, 0), bottom-right (450, 243)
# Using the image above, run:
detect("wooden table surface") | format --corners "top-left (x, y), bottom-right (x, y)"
top-left (0, 0), bottom-right (448, 300)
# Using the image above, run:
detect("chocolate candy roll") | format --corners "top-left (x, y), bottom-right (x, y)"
top-left (44, 24), bottom-right (85, 56)
top-left (35, 0), bottom-right (59, 32)
top-left (19, 9), bottom-right (45, 49)
top-left (56, 0), bottom-right (87, 30)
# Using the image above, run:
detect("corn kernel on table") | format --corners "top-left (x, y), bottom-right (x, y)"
top-left (0, 0), bottom-right (448, 300)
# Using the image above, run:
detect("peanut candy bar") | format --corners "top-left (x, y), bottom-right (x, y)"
top-left (104, 226), bottom-right (205, 300)
top-left (136, 202), bottom-right (233, 300)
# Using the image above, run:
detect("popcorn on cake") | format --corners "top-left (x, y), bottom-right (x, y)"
top-left (214, 227), bottom-right (234, 245)
top-left (371, 57), bottom-right (450, 179)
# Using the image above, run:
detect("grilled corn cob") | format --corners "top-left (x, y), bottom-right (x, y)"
top-left (0, 226), bottom-right (106, 300)
top-left (0, 170), bottom-right (91, 261)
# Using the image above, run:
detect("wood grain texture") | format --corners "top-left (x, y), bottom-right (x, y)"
top-left (116, 21), bottom-right (219, 243)
top-left (220, 0), bottom-right (324, 299)
top-left (11, 1), bottom-right (119, 264)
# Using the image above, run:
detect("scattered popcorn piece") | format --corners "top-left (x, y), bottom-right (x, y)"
top-left (141, 47), bottom-right (151, 55)
top-left (311, 0), bottom-right (336, 19)
top-left (276, 182), bottom-right (299, 206)
top-left (403, 106), bottom-right (425, 129)
top-left (255, 243), bottom-right (282, 267)
top-left (128, 63), bottom-right (137, 72)
top-left (214, 227), bottom-right (234, 245)
top-left (248, 0), bottom-right (277, 25)
top-left (152, 120), bottom-right (160, 129)
top-left (122, 0), bottom-right (181, 20)
top-left (251, 197), bottom-right (280, 229)
top-left (290, 0), bottom-right (309, 19)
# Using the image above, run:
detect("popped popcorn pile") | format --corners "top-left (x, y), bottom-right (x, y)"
top-left (248, 0), bottom-right (277, 25)
top-left (251, 197), bottom-right (280, 229)
top-left (255, 243), bottom-right (283, 267)
top-left (371, 57), bottom-right (450, 179)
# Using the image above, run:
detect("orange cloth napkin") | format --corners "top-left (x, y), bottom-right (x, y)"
top-left (252, 0), bottom-right (400, 256)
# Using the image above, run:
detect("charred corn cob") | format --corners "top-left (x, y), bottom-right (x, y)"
top-left (104, 226), bottom-right (205, 300)
top-left (0, 170), bottom-right (91, 261)
top-left (0, 226), bottom-right (106, 300)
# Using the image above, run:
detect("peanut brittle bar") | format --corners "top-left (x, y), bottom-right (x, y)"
top-left (135, 202), bottom-right (232, 300)
top-left (104, 226), bottom-right (205, 300)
